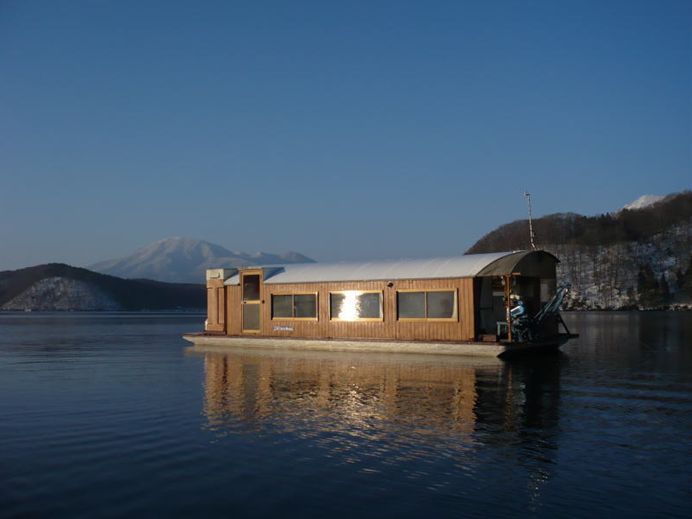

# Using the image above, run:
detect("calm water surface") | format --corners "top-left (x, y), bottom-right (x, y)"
top-left (0, 312), bottom-right (690, 518)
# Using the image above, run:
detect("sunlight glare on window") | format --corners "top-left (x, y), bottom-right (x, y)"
top-left (338, 291), bottom-right (360, 321)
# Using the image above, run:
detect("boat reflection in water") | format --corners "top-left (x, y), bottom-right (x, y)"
top-left (198, 347), bottom-right (563, 437)
top-left (194, 346), bottom-right (563, 504)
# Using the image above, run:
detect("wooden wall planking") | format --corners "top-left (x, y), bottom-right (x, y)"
top-left (227, 285), bottom-right (241, 335)
top-left (205, 279), bottom-right (225, 333)
top-left (221, 277), bottom-right (476, 342)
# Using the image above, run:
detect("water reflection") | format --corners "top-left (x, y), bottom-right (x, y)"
top-left (202, 350), bottom-right (492, 433)
top-left (198, 347), bottom-right (564, 494)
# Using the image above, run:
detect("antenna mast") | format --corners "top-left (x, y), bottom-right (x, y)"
top-left (524, 191), bottom-right (537, 250)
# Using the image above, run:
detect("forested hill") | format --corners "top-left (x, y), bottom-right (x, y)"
top-left (0, 263), bottom-right (204, 311)
top-left (468, 191), bottom-right (692, 253)
top-left (467, 191), bottom-right (692, 309)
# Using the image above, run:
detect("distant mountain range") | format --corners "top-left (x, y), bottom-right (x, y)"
top-left (89, 237), bottom-right (315, 283)
top-left (5, 193), bottom-right (690, 312)
top-left (468, 191), bottom-right (692, 309)
top-left (0, 238), bottom-right (314, 311)
top-left (0, 264), bottom-right (204, 311)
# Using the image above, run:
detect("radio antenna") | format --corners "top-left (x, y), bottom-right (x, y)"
top-left (524, 191), bottom-right (537, 250)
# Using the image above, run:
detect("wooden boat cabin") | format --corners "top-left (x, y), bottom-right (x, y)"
top-left (201, 250), bottom-right (565, 349)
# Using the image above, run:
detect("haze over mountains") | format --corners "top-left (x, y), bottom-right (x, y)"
top-left (89, 237), bottom-right (315, 283)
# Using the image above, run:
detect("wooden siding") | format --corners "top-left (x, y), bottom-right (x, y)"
top-left (225, 278), bottom-right (476, 342)
top-left (205, 279), bottom-right (226, 333)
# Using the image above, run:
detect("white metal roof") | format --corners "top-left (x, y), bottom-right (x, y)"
top-left (223, 251), bottom-right (520, 285)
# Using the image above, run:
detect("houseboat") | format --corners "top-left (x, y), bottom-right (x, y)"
top-left (183, 250), bottom-right (577, 357)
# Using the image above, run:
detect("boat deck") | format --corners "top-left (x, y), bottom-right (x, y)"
top-left (182, 333), bottom-right (573, 358)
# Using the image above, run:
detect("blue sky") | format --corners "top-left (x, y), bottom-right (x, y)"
top-left (1, 0), bottom-right (690, 269)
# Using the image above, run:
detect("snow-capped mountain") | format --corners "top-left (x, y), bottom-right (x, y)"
top-left (622, 194), bottom-right (666, 211)
top-left (89, 237), bottom-right (315, 283)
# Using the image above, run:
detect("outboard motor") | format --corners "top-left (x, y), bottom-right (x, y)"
top-left (533, 284), bottom-right (571, 329)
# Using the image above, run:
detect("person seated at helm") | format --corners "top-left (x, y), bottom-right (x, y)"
top-left (510, 296), bottom-right (526, 319)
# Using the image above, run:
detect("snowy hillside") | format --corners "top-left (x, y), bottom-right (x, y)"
top-left (551, 221), bottom-right (691, 309)
top-left (2, 277), bottom-right (122, 311)
top-left (0, 263), bottom-right (204, 311)
top-left (468, 190), bottom-right (692, 309)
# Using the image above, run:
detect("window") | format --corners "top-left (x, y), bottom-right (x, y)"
top-left (397, 290), bottom-right (457, 320)
top-left (242, 274), bottom-right (261, 301)
top-left (329, 291), bottom-right (383, 321)
top-left (398, 292), bottom-right (425, 318)
top-left (271, 293), bottom-right (318, 320)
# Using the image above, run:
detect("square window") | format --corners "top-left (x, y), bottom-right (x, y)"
top-left (398, 292), bottom-right (426, 318)
top-left (330, 291), bottom-right (382, 320)
top-left (294, 294), bottom-right (317, 318)
top-left (271, 295), bottom-right (293, 319)
top-left (427, 291), bottom-right (455, 319)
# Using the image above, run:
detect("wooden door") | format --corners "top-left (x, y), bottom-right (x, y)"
top-left (241, 272), bottom-right (261, 333)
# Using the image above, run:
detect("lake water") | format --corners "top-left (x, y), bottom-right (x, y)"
top-left (0, 312), bottom-right (690, 518)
